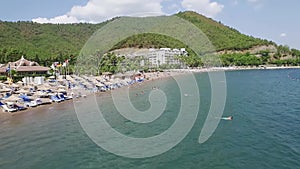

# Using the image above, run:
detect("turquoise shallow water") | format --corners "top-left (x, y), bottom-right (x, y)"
top-left (0, 69), bottom-right (300, 169)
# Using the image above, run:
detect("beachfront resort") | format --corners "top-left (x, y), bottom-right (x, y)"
top-left (1, 52), bottom-right (299, 114)
top-left (0, 56), bottom-right (158, 113)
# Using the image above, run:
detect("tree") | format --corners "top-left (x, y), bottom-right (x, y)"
top-left (98, 53), bottom-right (125, 74)
top-left (34, 54), bottom-right (40, 63)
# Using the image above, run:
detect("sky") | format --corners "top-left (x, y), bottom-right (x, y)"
top-left (0, 0), bottom-right (299, 49)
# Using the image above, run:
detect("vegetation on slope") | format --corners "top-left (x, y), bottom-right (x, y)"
top-left (176, 11), bottom-right (274, 51)
top-left (111, 33), bottom-right (187, 50)
top-left (0, 21), bottom-right (107, 66)
top-left (111, 11), bottom-right (274, 52)
top-left (1, 11), bottom-right (300, 69)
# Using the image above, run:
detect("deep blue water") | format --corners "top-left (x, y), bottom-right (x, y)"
top-left (0, 69), bottom-right (299, 169)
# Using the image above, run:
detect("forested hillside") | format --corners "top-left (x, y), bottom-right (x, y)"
top-left (0, 11), bottom-right (299, 67)
top-left (111, 11), bottom-right (274, 51)
top-left (0, 21), bottom-right (107, 65)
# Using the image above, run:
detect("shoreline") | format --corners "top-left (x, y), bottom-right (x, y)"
top-left (1, 66), bottom-right (299, 119)
top-left (168, 66), bottom-right (300, 73)
top-left (0, 71), bottom-right (178, 119)
top-left (0, 99), bottom-right (74, 123)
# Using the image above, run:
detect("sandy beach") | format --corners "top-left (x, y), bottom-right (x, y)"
top-left (1, 65), bottom-right (299, 120)
top-left (0, 71), bottom-right (179, 119)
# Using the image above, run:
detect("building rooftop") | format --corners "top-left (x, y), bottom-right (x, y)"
top-left (0, 56), bottom-right (49, 74)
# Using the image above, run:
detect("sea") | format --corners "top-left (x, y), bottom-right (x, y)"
top-left (0, 69), bottom-right (299, 169)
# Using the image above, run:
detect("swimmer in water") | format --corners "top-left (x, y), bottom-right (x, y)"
top-left (221, 116), bottom-right (233, 120)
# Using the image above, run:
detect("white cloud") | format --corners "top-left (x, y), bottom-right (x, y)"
top-left (32, 0), bottom-right (164, 24)
top-left (280, 33), bottom-right (287, 37)
top-left (33, 15), bottom-right (80, 24)
top-left (181, 0), bottom-right (224, 18)
top-left (233, 0), bottom-right (239, 6)
top-left (248, 0), bottom-right (264, 9)
top-left (248, 0), bottom-right (259, 2)
top-left (165, 3), bottom-right (182, 14)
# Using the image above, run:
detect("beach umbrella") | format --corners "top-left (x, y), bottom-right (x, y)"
top-left (71, 86), bottom-right (81, 90)
top-left (57, 85), bottom-right (66, 89)
top-left (34, 91), bottom-right (49, 97)
top-left (15, 89), bottom-right (30, 94)
top-left (58, 88), bottom-right (66, 93)
top-left (104, 81), bottom-right (113, 85)
top-left (11, 84), bottom-right (19, 88)
top-left (4, 95), bottom-right (22, 102)
top-left (17, 81), bottom-right (23, 85)
top-left (68, 78), bottom-right (76, 83)
top-left (95, 83), bottom-right (105, 87)
top-left (42, 83), bottom-right (52, 87)
top-left (0, 82), bottom-right (6, 86)
top-left (49, 76), bottom-right (55, 79)
top-left (23, 85), bottom-right (34, 90)
top-left (57, 79), bottom-right (64, 82)
top-left (37, 86), bottom-right (50, 91)
top-left (3, 81), bottom-right (10, 84)
top-left (39, 83), bottom-right (55, 89)
top-left (0, 88), bottom-right (11, 93)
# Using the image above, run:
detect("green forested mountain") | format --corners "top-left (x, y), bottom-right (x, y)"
top-left (176, 11), bottom-right (273, 51)
top-left (112, 11), bottom-right (274, 51)
top-left (0, 11), bottom-right (298, 67)
top-left (111, 33), bottom-right (187, 51)
top-left (0, 21), bottom-right (108, 65)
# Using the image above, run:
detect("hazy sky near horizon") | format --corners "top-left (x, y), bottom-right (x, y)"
top-left (0, 0), bottom-right (299, 49)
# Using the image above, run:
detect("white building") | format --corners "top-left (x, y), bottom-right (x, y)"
top-left (114, 48), bottom-right (188, 69)
top-left (148, 48), bottom-right (187, 67)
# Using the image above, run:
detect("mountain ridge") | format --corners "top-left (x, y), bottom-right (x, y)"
top-left (0, 11), bottom-right (299, 66)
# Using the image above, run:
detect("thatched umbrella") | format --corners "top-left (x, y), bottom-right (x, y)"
top-left (37, 83), bottom-right (53, 90)
top-left (57, 85), bottom-right (66, 89)
top-left (104, 81), bottom-right (113, 85)
top-left (17, 81), bottom-right (23, 85)
top-left (3, 80), bottom-right (10, 84)
top-left (38, 86), bottom-right (50, 91)
top-left (4, 95), bottom-right (22, 102)
top-left (23, 85), bottom-right (35, 90)
top-left (95, 83), bottom-right (105, 87)
top-left (0, 87), bottom-right (12, 93)
top-left (11, 84), bottom-right (19, 88)
top-left (58, 88), bottom-right (66, 93)
top-left (0, 82), bottom-right (6, 87)
top-left (34, 91), bottom-right (49, 97)
top-left (15, 89), bottom-right (30, 94)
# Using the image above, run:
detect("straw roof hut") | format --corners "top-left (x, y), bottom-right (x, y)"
top-left (0, 56), bottom-right (49, 75)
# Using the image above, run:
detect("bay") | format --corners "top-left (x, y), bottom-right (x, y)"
top-left (0, 69), bottom-right (299, 169)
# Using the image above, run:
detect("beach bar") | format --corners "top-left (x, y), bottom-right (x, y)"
top-left (0, 56), bottom-right (49, 75)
